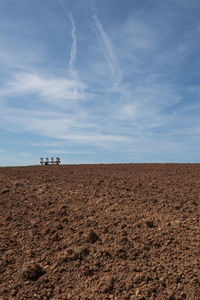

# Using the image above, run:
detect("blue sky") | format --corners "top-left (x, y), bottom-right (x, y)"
top-left (0, 0), bottom-right (200, 165)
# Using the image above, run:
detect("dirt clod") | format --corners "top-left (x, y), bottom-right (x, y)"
top-left (146, 220), bottom-right (154, 228)
top-left (86, 229), bottom-right (99, 243)
top-left (1, 187), bottom-right (9, 194)
top-left (72, 246), bottom-right (90, 260)
top-left (21, 262), bottom-right (45, 281)
top-left (100, 276), bottom-right (115, 293)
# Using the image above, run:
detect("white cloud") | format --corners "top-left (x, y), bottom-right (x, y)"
top-left (115, 78), bottom-right (181, 132)
top-left (0, 102), bottom-right (131, 147)
top-left (19, 152), bottom-right (32, 157)
top-left (119, 103), bottom-right (138, 121)
top-left (0, 72), bottom-right (90, 105)
top-left (118, 18), bottom-right (156, 52)
top-left (47, 150), bottom-right (95, 154)
top-left (68, 14), bottom-right (78, 79)
top-left (92, 13), bottom-right (122, 87)
top-left (0, 31), bottom-right (45, 73)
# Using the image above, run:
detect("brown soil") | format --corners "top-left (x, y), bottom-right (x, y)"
top-left (0, 164), bottom-right (199, 299)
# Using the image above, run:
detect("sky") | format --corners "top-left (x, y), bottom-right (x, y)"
top-left (0, 0), bottom-right (200, 165)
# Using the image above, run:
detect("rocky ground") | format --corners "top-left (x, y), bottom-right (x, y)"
top-left (0, 164), bottom-right (199, 299)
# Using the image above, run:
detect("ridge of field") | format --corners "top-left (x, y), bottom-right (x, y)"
top-left (0, 164), bottom-right (199, 299)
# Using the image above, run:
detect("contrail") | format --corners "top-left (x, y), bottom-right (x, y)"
top-left (68, 14), bottom-right (78, 79)
top-left (92, 13), bottom-right (122, 87)
top-left (58, 0), bottom-right (78, 78)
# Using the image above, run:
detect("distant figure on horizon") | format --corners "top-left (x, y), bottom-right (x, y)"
top-left (56, 157), bottom-right (61, 165)
top-left (40, 157), bottom-right (61, 165)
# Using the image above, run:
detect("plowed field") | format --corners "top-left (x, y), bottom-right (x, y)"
top-left (0, 164), bottom-right (199, 299)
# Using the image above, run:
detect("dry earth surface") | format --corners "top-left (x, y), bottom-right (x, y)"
top-left (0, 164), bottom-right (199, 299)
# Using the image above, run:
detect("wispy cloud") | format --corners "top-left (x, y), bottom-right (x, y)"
top-left (117, 80), bottom-right (181, 130)
top-left (68, 14), bottom-right (78, 79)
top-left (47, 150), bottom-right (95, 154)
top-left (92, 13), bottom-right (122, 87)
top-left (59, 1), bottom-right (78, 79)
top-left (0, 102), bottom-right (131, 147)
top-left (19, 152), bottom-right (32, 157)
top-left (0, 72), bottom-right (89, 106)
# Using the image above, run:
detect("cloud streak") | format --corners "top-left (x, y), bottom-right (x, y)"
top-left (0, 72), bottom-right (89, 106)
top-left (0, 100), bottom-right (131, 148)
top-left (68, 14), bottom-right (78, 79)
top-left (92, 13), bottom-right (122, 87)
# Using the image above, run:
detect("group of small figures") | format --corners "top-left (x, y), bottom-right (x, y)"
top-left (40, 157), bottom-right (61, 165)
